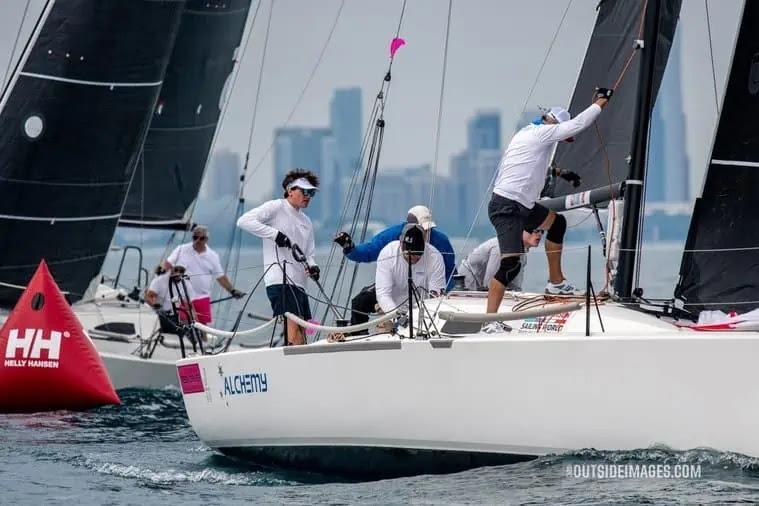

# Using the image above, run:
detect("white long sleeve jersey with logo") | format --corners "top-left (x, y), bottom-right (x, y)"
top-left (492, 104), bottom-right (602, 209)
top-left (236, 198), bottom-right (315, 288)
top-left (375, 241), bottom-right (446, 314)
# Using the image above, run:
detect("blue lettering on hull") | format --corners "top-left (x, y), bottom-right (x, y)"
top-left (223, 372), bottom-right (268, 396)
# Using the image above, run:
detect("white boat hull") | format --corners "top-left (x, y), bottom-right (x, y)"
top-left (178, 294), bottom-right (759, 477)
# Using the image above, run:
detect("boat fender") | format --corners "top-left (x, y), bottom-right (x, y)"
top-left (494, 256), bottom-right (520, 287)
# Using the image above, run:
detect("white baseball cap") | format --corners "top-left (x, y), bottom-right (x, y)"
top-left (286, 177), bottom-right (318, 190)
top-left (547, 106), bottom-right (571, 123)
top-left (406, 205), bottom-right (436, 230)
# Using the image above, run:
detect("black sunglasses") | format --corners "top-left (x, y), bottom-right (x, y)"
top-left (295, 187), bottom-right (316, 197)
top-left (193, 235), bottom-right (207, 241)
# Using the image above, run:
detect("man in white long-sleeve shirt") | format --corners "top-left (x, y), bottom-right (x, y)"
top-left (485, 90), bottom-right (612, 330)
top-left (236, 170), bottom-right (320, 345)
top-left (375, 224), bottom-right (446, 315)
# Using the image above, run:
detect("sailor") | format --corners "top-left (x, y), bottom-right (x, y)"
top-left (236, 169), bottom-right (321, 346)
top-left (145, 265), bottom-right (196, 333)
top-left (334, 205), bottom-right (455, 328)
top-left (162, 225), bottom-right (243, 325)
top-left (460, 230), bottom-right (542, 292)
top-left (484, 88), bottom-right (612, 331)
top-left (374, 224), bottom-right (446, 316)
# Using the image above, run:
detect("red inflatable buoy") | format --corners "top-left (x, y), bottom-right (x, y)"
top-left (0, 260), bottom-right (120, 413)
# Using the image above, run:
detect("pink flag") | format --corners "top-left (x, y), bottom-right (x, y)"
top-left (389, 37), bottom-right (406, 58)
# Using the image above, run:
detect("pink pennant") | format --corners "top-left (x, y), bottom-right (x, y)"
top-left (389, 37), bottom-right (406, 58)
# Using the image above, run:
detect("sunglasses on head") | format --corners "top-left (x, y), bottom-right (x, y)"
top-left (193, 235), bottom-right (207, 241)
top-left (294, 187), bottom-right (316, 198)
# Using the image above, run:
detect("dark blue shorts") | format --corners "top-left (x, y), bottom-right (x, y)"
top-left (266, 284), bottom-right (312, 320)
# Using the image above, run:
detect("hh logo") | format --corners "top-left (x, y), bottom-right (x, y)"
top-left (3, 329), bottom-right (68, 368)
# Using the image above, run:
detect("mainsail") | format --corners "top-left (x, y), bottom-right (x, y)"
top-left (549, 0), bottom-right (681, 199)
top-left (0, 0), bottom-right (184, 306)
top-left (675, 1), bottom-right (759, 313)
top-left (120, 0), bottom-right (253, 229)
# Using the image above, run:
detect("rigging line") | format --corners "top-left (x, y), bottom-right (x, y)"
top-left (518, 0), bottom-right (573, 116)
top-left (1, 0), bottom-right (31, 90)
top-left (428, 0), bottom-right (579, 318)
top-left (219, 0), bottom-right (273, 318)
top-left (613, 0), bottom-right (648, 90)
top-left (428, 0), bottom-right (453, 208)
top-left (322, 0), bottom-right (407, 313)
top-left (245, 0), bottom-right (346, 183)
top-left (242, 0), bottom-right (274, 169)
top-left (704, 0), bottom-right (720, 114)
top-left (191, 0), bottom-right (263, 229)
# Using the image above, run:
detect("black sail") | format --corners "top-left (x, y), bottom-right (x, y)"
top-left (0, 0), bottom-right (184, 307)
top-left (675, 2), bottom-right (759, 313)
top-left (549, 0), bottom-right (681, 199)
top-left (121, 0), bottom-right (253, 228)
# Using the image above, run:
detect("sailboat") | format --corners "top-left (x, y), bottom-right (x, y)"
top-left (85, 0), bottom-right (256, 389)
top-left (177, 0), bottom-right (759, 478)
top-left (0, 0), bottom-right (185, 387)
top-left (0, 0), bottom-right (254, 389)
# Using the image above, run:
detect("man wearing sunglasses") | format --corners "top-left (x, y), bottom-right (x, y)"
top-left (162, 225), bottom-right (243, 325)
top-left (237, 169), bottom-right (321, 346)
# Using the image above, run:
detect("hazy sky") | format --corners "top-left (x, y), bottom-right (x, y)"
top-left (0, 0), bottom-right (744, 202)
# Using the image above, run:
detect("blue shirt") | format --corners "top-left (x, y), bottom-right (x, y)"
top-left (345, 223), bottom-right (456, 290)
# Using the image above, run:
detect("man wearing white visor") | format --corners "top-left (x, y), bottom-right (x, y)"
top-left (483, 88), bottom-right (612, 331)
top-left (237, 169), bottom-right (320, 345)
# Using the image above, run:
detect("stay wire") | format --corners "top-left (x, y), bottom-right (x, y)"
top-left (245, 0), bottom-right (346, 183)
top-left (2, 0), bottom-right (31, 90)
top-left (704, 0), bottom-right (720, 114)
top-left (428, 0), bottom-right (453, 208)
top-left (429, 0), bottom-right (575, 318)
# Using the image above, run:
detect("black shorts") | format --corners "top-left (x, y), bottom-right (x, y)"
top-left (525, 202), bottom-right (550, 232)
top-left (266, 284), bottom-right (312, 320)
top-left (488, 194), bottom-right (530, 255)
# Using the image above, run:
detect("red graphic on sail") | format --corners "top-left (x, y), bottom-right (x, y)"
top-left (0, 260), bottom-right (120, 413)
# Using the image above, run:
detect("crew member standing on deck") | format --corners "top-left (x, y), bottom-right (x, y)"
top-left (237, 169), bottom-right (320, 346)
top-left (483, 89), bottom-right (612, 333)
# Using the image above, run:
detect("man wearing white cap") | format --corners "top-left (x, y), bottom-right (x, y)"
top-left (333, 204), bottom-right (456, 332)
top-left (237, 169), bottom-right (321, 345)
top-left (484, 89), bottom-right (612, 331)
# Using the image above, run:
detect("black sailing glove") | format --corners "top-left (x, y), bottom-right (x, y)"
top-left (274, 232), bottom-right (292, 248)
top-left (595, 87), bottom-right (614, 100)
top-left (308, 265), bottom-right (320, 282)
top-left (333, 231), bottom-right (355, 253)
top-left (559, 169), bottom-right (582, 188)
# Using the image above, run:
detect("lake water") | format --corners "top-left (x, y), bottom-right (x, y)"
top-left (6, 241), bottom-right (757, 504)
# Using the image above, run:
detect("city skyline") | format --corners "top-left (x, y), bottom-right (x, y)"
top-left (0, 1), bottom-right (743, 207)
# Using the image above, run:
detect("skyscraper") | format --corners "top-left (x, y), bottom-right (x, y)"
top-left (273, 127), bottom-right (331, 220)
top-left (647, 32), bottom-right (689, 203)
top-left (467, 111), bottom-right (501, 152)
top-left (204, 149), bottom-right (241, 200)
top-left (329, 87), bottom-right (363, 179)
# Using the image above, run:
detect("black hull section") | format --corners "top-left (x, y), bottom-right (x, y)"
top-left (122, 0), bottom-right (252, 227)
top-left (220, 445), bottom-right (535, 480)
top-left (0, 0), bottom-right (184, 307)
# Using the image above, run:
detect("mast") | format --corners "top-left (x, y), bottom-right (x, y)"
top-left (614, 0), bottom-right (662, 298)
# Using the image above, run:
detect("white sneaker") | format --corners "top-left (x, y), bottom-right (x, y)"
top-left (545, 280), bottom-right (584, 296)
top-left (480, 321), bottom-right (512, 334)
